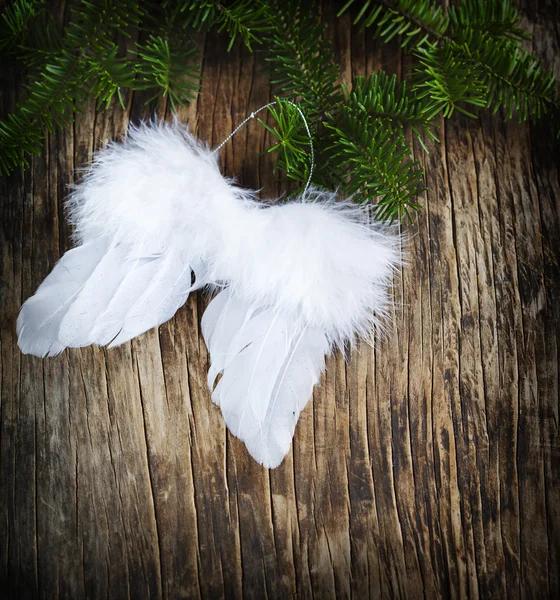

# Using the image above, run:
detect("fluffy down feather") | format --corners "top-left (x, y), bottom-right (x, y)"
top-left (66, 118), bottom-right (256, 255)
top-left (209, 191), bottom-right (402, 347)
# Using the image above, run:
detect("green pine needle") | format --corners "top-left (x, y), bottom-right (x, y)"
top-left (136, 35), bottom-right (200, 109)
top-left (1, 0), bottom-right (558, 222)
top-left (341, 0), bottom-right (560, 126)
top-left (258, 99), bottom-right (314, 183)
top-left (166, 0), bottom-right (270, 50)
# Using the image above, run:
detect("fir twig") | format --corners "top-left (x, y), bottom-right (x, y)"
top-left (260, 2), bottom-right (427, 218)
top-left (1, 0), bottom-right (558, 223)
top-left (340, 0), bottom-right (560, 125)
top-left (324, 79), bottom-right (425, 221)
top-left (166, 0), bottom-right (270, 50)
top-left (135, 35), bottom-right (200, 109)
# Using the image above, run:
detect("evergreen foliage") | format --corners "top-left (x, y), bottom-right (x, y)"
top-left (0, 0), bottom-right (262, 174)
top-left (259, 1), bottom-right (428, 219)
top-left (165, 0), bottom-right (269, 50)
top-left (340, 0), bottom-right (559, 122)
top-left (1, 0), bottom-right (558, 221)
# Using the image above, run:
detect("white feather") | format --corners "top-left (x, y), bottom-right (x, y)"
top-left (89, 255), bottom-right (163, 346)
top-left (203, 192), bottom-right (402, 468)
top-left (16, 239), bottom-right (107, 357)
top-left (66, 118), bottom-right (257, 257)
top-left (19, 242), bottom-right (204, 354)
top-left (202, 288), bottom-right (256, 387)
top-left (107, 251), bottom-right (199, 347)
top-left (205, 289), bottom-right (329, 468)
top-left (57, 242), bottom-right (130, 347)
top-left (209, 191), bottom-right (403, 347)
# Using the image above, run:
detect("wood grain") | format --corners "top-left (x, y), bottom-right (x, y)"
top-left (1, 2), bottom-right (559, 598)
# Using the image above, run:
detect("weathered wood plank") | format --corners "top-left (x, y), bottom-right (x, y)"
top-left (1, 4), bottom-right (559, 599)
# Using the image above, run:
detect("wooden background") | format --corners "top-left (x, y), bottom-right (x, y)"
top-left (1, 1), bottom-right (559, 598)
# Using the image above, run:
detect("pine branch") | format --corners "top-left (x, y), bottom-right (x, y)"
top-left (345, 72), bottom-right (438, 147)
top-left (324, 117), bottom-right (424, 222)
top-left (325, 79), bottom-right (429, 220)
top-left (0, 0), bottom-right (202, 175)
top-left (2, 0), bottom-right (557, 223)
top-left (0, 0), bottom-right (45, 52)
top-left (87, 44), bottom-right (137, 109)
top-left (66, 0), bottom-right (144, 47)
top-left (214, 0), bottom-right (269, 50)
top-left (0, 0), bottom-right (63, 67)
top-left (135, 35), bottom-right (200, 109)
top-left (443, 30), bottom-right (557, 121)
top-left (413, 41), bottom-right (489, 118)
top-left (1, 0), bottom-right (143, 175)
top-left (263, 0), bottom-right (341, 115)
top-left (339, 0), bottom-right (529, 47)
top-left (258, 3), bottom-right (429, 218)
top-left (165, 0), bottom-right (269, 50)
top-left (341, 0), bottom-right (560, 125)
top-left (338, 0), bottom-right (448, 50)
top-left (261, 70), bottom-right (427, 218)
top-left (258, 99), bottom-right (315, 184)
top-left (447, 0), bottom-right (530, 43)
top-left (0, 52), bottom-right (88, 174)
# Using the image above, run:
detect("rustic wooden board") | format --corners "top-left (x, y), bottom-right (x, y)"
top-left (1, 2), bottom-right (559, 598)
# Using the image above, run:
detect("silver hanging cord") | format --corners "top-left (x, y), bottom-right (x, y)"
top-left (212, 100), bottom-right (315, 194)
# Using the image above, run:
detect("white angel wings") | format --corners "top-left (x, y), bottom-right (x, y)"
top-left (17, 120), bottom-right (402, 468)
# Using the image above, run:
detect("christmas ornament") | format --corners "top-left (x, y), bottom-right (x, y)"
top-left (17, 105), bottom-right (402, 468)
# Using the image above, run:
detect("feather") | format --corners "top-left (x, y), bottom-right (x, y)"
top-left (16, 239), bottom-right (107, 357)
top-left (202, 288), bottom-right (256, 387)
top-left (66, 118), bottom-right (256, 255)
top-left (89, 255), bottom-right (164, 346)
top-left (57, 242), bottom-right (131, 347)
top-left (18, 242), bottom-right (203, 354)
top-left (212, 190), bottom-right (403, 347)
top-left (204, 289), bottom-right (329, 468)
top-left (107, 250), bottom-right (200, 347)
